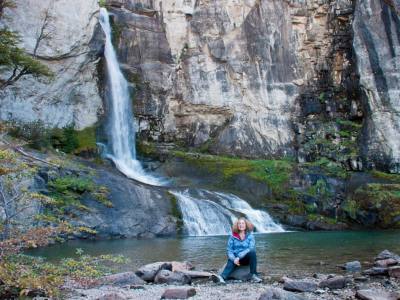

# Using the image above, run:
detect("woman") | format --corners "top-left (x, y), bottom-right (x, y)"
top-left (213, 218), bottom-right (262, 283)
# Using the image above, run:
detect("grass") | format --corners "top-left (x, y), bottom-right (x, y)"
top-left (173, 151), bottom-right (294, 195)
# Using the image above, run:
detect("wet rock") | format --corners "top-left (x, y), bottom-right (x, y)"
top-left (154, 270), bottom-right (191, 285)
top-left (136, 262), bottom-right (172, 282)
top-left (161, 288), bottom-right (196, 299)
top-left (356, 289), bottom-right (400, 300)
top-left (283, 279), bottom-right (318, 292)
top-left (343, 261), bottom-right (362, 272)
top-left (319, 275), bottom-right (349, 289)
top-left (363, 267), bottom-right (389, 276)
top-left (375, 259), bottom-right (398, 268)
top-left (376, 251), bottom-right (400, 262)
top-left (259, 287), bottom-right (306, 300)
top-left (388, 266), bottom-right (400, 278)
top-left (97, 272), bottom-right (145, 286)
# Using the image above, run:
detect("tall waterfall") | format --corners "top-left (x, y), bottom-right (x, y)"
top-left (171, 189), bottom-right (284, 236)
top-left (99, 8), bottom-right (161, 186)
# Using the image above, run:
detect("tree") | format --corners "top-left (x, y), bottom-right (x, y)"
top-left (0, 1), bottom-right (53, 89)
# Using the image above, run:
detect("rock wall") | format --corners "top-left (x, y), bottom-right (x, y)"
top-left (353, 0), bottom-right (400, 173)
top-left (0, 0), bottom-right (103, 129)
top-left (108, 0), bottom-right (357, 158)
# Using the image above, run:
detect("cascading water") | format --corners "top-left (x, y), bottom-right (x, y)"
top-left (99, 8), bottom-right (162, 186)
top-left (171, 189), bottom-right (284, 236)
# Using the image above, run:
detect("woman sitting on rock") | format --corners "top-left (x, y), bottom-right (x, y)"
top-left (213, 217), bottom-right (262, 284)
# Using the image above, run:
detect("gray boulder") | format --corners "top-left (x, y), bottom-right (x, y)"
top-left (363, 267), bottom-right (389, 276)
top-left (283, 279), bottom-right (318, 293)
top-left (376, 250), bottom-right (400, 262)
top-left (356, 289), bottom-right (400, 300)
top-left (161, 288), bottom-right (196, 299)
top-left (319, 275), bottom-right (349, 290)
top-left (136, 262), bottom-right (172, 282)
top-left (154, 270), bottom-right (191, 285)
top-left (344, 261), bottom-right (362, 272)
top-left (98, 272), bottom-right (145, 286)
top-left (259, 287), bottom-right (306, 300)
top-left (375, 259), bottom-right (398, 268)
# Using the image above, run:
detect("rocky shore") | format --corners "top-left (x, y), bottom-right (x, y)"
top-left (64, 250), bottom-right (400, 300)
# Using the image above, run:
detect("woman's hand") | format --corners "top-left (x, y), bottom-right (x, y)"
top-left (234, 257), bottom-right (240, 266)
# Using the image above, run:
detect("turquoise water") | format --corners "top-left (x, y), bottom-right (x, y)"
top-left (29, 230), bottom-right (400, 277)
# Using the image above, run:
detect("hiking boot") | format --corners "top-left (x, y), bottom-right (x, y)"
top-left (250, 274), bottom-right (262, 283)
top-left (211, 274), bottom-right (226, 284)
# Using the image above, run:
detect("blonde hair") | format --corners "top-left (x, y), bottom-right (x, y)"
top-left (232, 217), bottom-right (254, 233)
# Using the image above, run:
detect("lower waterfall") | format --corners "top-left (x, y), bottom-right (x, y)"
top-left (171, 189), bottom-right (284, 236)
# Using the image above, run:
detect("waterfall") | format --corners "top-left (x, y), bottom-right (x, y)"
top-left (171, 189), bottom-right (284, 236)
top-left (99, 8), bottom-right (162, 186)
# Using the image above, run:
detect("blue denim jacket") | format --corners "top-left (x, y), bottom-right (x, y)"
top-left (226, 232), bottom-right (255, 262)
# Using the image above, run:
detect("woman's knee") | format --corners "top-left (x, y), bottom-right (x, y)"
top-left (248, 250), bottom-right (257, 256)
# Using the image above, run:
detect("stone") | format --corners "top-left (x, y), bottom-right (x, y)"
top-left (343, 261), bottom-right (362, 272)
top-left (229, 265), bottom-right (251, 280)
top-left (376, 251), bottom-right (400, 262)
top-left (179, 270), bottom-right (212, 279)
top-left (283, 279), bottom-right (318, 292)
top-left (98, 272), bottom-right (145, 286)
top-left (375, 259), bottom-right (398, 268)
top-left (154, 270), bottom-right (191, 285)
top-left (171, 261), bottom-right (194, 272)
top-left (259, 287), bottom-right (306, 300)
top-left (363, 267), bottom-right (389, 276)
top-left (388, 266), bottom-right (400, 278)
top-left (160, 288), bottom-right (196, 299)
top-left (136, 262), bottom-right (172, 282)
top-left (319, 275), bottom-right (349, 289)
top-left (356, 289), bottom-right (400, 300)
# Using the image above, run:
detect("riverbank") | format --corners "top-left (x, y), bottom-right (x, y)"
top-left (64, 250), bottom-right (400, 300)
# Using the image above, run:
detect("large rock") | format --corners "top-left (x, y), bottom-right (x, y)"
top-left (376, 250), bottom-right (400, 262)
top-left (375, 259), bottom-right (398, 268)
top-left (363, 267), bottom-right (389, 276)
top-left (0, 0), bottom-right (103, 129)
top-left (353, 0), bottom-right (400, 172)
top-left (344, 261), bottom-right (362, 272)
top-left (97, 272), bottom-right (145, 286)
top-left (283, 279), bottom-right (318, 293)
top-left (161, 288), bottom-right (196, 299)
top-left (229, 266), bottom-right (251, 281)
top-left (154, 270), bottom-right (191, 285)
top-left (259, 288), bottom-right (306, 300)
top-left (356, 289), bottom-right (400, 300)
top-left (135, 262), bottom-right (172, 282)
top-left (319, 275), bottom-right (349, 290)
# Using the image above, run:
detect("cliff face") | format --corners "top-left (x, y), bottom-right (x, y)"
top-left (0, 0), bottom-right (103, 129)
top-left (0, 0), bottom-right (399, 173)
top-left (109, 0), bottom-right (355, 158)
top-left (353, 0), bottom-right (400, 173)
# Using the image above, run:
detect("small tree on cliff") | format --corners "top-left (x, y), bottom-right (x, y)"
top-left (0, 0), bottom-right (53, 89)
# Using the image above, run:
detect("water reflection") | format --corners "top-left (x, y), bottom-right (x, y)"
top-left (29, 230), bottom-right (400, 277)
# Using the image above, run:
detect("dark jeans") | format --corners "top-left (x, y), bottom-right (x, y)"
top-left (221, 250), bottom-right (257, 279)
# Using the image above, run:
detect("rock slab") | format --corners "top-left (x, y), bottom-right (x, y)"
top-left (98, 272), bottom-right (145, 286)
top-left (259, 287), bottom-right (306, 300)
top-left (319, 275), bottom-right (349, 289)
top-left (283, 279), bottom-right (318, 293)
top-left (161, 288), bottom-right (196, 299)
top-left (154, 270), bottom-right (191, 285)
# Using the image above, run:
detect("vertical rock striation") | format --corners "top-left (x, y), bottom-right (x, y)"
top-left (353, 0), bottom-right (400, 173)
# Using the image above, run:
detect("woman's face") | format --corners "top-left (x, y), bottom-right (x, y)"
top-left (238, 219), bottom-right (246, 231)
